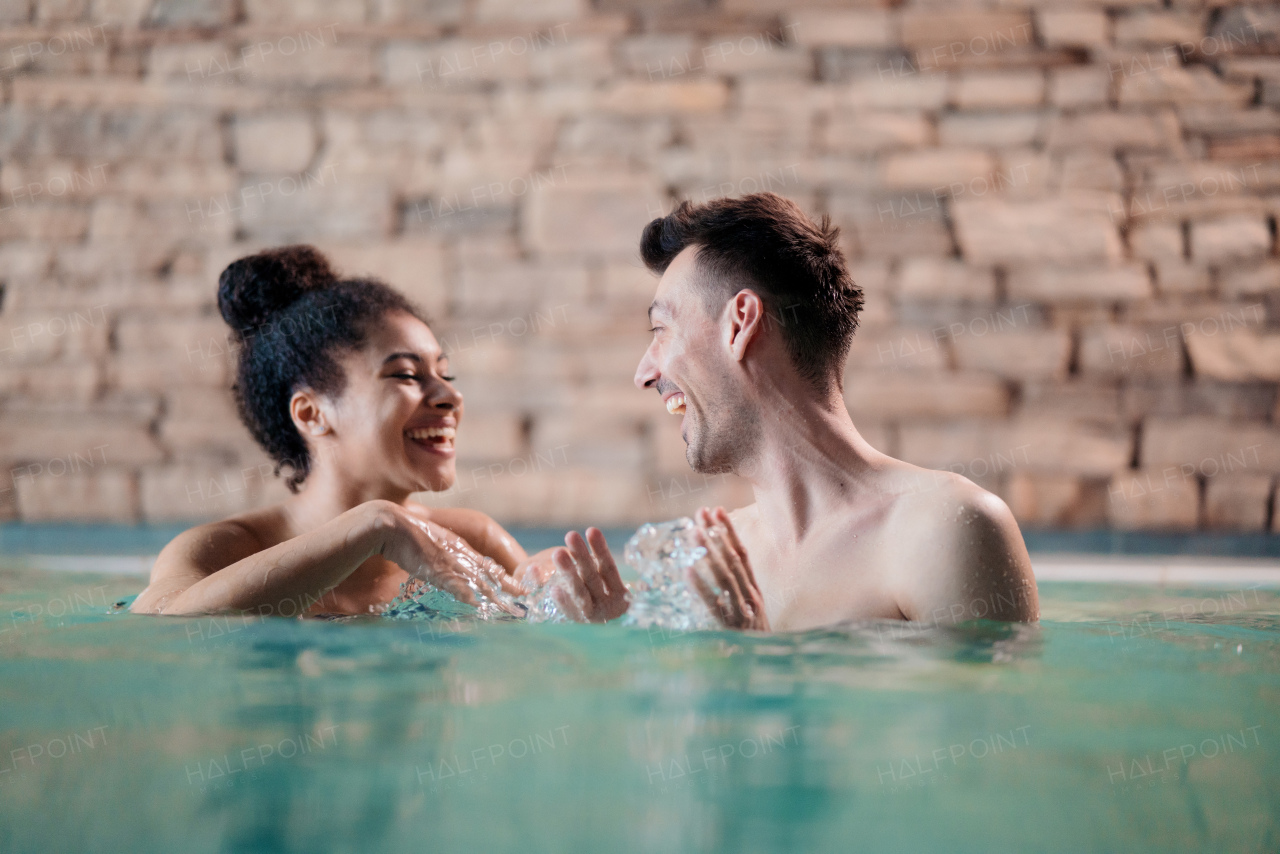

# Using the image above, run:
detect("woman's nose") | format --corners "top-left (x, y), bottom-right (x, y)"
top-left (429, 381), bottom-right (462, 411)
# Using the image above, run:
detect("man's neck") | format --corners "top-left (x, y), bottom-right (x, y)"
top-left (738, 384), bottom-right (880, 547)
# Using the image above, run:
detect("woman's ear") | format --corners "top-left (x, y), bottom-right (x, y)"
top-left (724, 289), bottom-right (765, 362)
top-left (290, 390), bottom-right (331, 438)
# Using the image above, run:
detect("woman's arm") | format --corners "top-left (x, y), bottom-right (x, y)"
top-left (133, 501), bottom-right (519, 616)
top-left (418, 507), bottom-right (529, 573)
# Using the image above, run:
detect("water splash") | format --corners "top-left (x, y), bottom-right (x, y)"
top-left (384, 554), bottom-right (527, 622)
top-left (390, 518), bottom-right (717, 630)
top-left (520, 572), bottom-right (569, 624)
top-left (616, 517), bottom-right (717, 631)
top-left (517, 517), bottom-right (716, 626)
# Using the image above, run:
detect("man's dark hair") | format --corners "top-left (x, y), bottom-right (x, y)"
top-left (639, 192), bottom-right (863, 393)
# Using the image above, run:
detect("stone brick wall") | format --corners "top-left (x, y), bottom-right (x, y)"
top-left (0, 0), bottom-right (1277, 531)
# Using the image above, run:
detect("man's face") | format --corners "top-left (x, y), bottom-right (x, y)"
top-left (634, 246), bottom-right (759, 474)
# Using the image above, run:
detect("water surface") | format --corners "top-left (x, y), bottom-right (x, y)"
top-left (0, 567), bottom-right (1277, 853)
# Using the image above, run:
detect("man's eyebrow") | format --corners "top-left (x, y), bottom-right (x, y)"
top-left (648, 300), bottom-right (670, 321)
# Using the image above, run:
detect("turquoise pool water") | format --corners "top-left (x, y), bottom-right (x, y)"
top-left (0, 566), bottom-right (1277, 853)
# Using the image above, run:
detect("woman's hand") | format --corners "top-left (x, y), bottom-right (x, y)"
top-left (549, 528), bottom-right (630, 623)
top-left (689, 507), bottom-right (769, 631)
top-left (377, 504), bottom-right (525, 612)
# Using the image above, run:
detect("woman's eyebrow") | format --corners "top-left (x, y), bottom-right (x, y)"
top-left (381, 352), bottom-right (424, 366)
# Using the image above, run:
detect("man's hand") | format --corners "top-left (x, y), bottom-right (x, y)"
top-left (550, 528), bottom-right (630, 623)
top-left (689, 506), bottom-right (770, 631)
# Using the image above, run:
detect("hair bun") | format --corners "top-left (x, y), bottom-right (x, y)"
top-left (218, 244), bottom-right (338, 335)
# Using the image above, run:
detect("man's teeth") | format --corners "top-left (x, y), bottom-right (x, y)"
top-left (665, 393), bottom-right (687, 415)
top-left (405, 427), bottom-right (456, 443)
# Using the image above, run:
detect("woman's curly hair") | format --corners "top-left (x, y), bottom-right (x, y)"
top-left (217, 244), bottom-right (426, 491)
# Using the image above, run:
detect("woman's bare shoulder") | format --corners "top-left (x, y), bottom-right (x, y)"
top-left (405, 503), bottom-right (479, 524)
top-left (132, 507), bottom-right (289, 614)
top-left (405, 504), bottom-right (505, 539)
top-left (155, 506), bottom-right (291, 574)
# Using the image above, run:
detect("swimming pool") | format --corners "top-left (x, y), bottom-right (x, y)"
top-left (1, 562), bottom-right (1277, 853)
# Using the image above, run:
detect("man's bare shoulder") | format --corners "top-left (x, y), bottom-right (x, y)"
top-left (882, 467), bottom-right (1038, 622)
top-left (887, 468), bottom-right (1015, 533)
top-left (726, 503), bottom-right (760, 529)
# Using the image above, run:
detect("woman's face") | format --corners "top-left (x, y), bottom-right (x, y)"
top-left (321, 311), bottom-right (463, 495)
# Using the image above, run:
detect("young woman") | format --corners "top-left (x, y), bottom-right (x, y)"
top-left (133, 245), bottom-right (546, 617)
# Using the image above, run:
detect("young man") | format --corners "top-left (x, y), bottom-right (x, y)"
top-left (547, 193), bottom-right (1038, 632)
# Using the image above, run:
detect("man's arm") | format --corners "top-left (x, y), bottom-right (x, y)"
top-left (894, 482), bottom-right (1040, 624)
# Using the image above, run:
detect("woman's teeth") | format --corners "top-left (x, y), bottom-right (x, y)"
top-left (665, 393), bottom-right (687, 415)
top-left (405, 426), bottom-right (456, 446)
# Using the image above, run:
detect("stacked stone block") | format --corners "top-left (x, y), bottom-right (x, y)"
top-left (0, 0), bottom-right (1276, 532)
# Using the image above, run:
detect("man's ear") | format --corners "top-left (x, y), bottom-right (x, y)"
top-left (290, 390), bottom-right (332, 439)
top-left (724, 289), bottom-right (765, 362)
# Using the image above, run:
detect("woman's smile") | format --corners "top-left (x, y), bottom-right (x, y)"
top-left (404, 422), bottom-right (457, 457)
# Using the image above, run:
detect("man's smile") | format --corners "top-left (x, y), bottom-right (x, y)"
top-left (664, 392), bottom-right (687, 415)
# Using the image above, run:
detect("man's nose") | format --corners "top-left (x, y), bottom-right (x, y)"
top-left (635, 340), bottom-right (660, 390)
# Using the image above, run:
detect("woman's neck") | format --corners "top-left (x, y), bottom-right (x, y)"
top-left (282, 465), bottom-right (412, 534)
